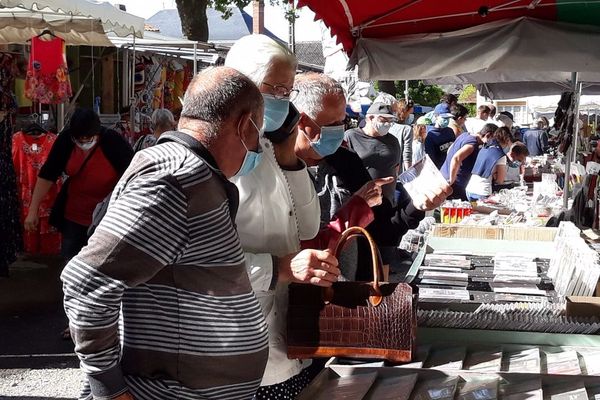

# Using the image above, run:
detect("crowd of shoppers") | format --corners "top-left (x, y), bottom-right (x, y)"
top-left (19, 32), bottom-right (556, 400)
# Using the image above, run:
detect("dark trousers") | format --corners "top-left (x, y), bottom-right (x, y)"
top-left (61, 219), bottom-right (89, 261)
top-left (448, 183), bottom-right (468, 201)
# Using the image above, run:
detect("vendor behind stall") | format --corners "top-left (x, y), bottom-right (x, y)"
top-left (441, 123), bottom-right (497, 200)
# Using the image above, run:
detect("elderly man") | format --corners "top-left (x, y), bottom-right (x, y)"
top-left (61, 67), bottom-right (269, 400)
top-left (465, 104), bottom-right (492, 135)
top-left (295, 73), bottom-right (452, 278)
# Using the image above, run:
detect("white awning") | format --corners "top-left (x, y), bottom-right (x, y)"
top-left (0, 0), bottom-right (144, 37)
top-left (0, 8), bottom-right (112, 45)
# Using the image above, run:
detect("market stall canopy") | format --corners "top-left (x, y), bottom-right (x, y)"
top-left (0, 8), bottom-right (112, 45)
top-left (298, 0), bottom-right (600, 54)
top-left (109, 31), bottom-right (220, 64)
top-left (0, 0), bottom-right (144, 37)
top-left (346, 17), bottom-right (600, 82)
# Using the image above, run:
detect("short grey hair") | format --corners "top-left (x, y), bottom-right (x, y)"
top-left (292, 73), bottom-right (345, 120)
top-left (181, 66), bottom-right (263, 138)
top-left (224, 34), bottom-right (297, 86)
top-left (151, 108), bottom-right (175, 130)
top-left (373, 92), bottom-right (397, 107)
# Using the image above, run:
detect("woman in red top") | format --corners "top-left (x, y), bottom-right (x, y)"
top-left (24, 108), bottom-right (133, 260)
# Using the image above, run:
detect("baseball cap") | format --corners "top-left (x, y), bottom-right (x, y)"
top-left (433, 103), bottom-right (453, 118)
top-left (366, 102), bottom-right (395, 118)
top-left (416, 115), bottom-right (433, 125)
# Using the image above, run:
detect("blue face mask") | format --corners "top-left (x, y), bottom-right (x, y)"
top-left (508, 160), bottom-right (522, 168)
top-left (303, 124), bottom-right (345, 157)
top-left (436, 116), bottom-right (450, 129)
top-left (234, 119), bottom-right (263, 177)
top-left (263, 94), bottom-right (289, 132)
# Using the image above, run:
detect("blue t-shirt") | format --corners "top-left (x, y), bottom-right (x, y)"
top-left (441, 132), bottom-right (480, 188)
top-left (523, 129), bottom-right (548, 156)
top-left (424, 127), bottom-right (455, 169)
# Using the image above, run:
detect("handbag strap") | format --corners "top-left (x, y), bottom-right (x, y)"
top-left (329, 226), bottom-right (385, 307)
top-left (71, 143), bottom-right (99, 179)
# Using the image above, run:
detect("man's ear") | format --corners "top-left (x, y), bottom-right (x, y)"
top-left (237, 112), bottom-right (254, 142)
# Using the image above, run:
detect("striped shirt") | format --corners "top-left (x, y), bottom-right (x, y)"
top-left (61, 135), bottom-right (269, 400)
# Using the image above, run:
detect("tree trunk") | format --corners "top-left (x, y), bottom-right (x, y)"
top-left (176, 0), bottom-right (209, 42)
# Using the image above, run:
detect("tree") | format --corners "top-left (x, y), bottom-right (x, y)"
top-left (176, 0), bottom-right (294, 42)
top-left (393, 80), bottom-right (445, 107)
top-left (458, 84), bottom-right (477, 116)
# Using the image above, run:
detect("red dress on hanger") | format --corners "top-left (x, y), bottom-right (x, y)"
top-left (25, 36), bottom-right (72, 104)
top-left (12, 131), bottom-right (62, 255)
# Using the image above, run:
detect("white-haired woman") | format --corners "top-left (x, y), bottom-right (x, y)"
top-left (133, 108), bottom-right (175, 152)
top-left (225, 35), bottom-right (338, 398)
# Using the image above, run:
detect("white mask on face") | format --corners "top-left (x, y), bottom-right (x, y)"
top-left (372, 120), bottom-right (392, 136)
top-left (75, 137), bottom-right (97, 151)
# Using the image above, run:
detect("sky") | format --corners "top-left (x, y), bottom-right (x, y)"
top-left (109, 0), bottom-right (322, 42)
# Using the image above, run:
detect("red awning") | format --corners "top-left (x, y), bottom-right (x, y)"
top-left (297, 0), bottom-right (600, 53)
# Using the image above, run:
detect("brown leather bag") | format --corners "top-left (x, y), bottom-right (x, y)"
top-left (287, 226), bottom-right (417, 363)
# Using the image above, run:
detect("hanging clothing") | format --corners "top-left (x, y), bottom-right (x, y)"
top-left (0, 53), bottom-right (17, 114)
top-left (0, 118), bottom-right (22, 276)
top-left (25, 36), bottom-right (73, 104)
top-left (12, 131), bottom-right (62, 255)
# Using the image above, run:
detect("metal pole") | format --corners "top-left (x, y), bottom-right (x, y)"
top-left (572, 81), bottom-right (583, 163)
top-left (58, 103), bottom-right (65, 131)
top-left (563, 72), bottom-right (578, 209)
top-left (130, 33), bottom-right (136, 134)
top-left (405, 80), bottom-right (409, 101)
top-left (193, 43), bottom-right (197, 74)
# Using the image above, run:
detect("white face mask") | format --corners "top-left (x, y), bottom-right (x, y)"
top-left (75, 137), bottom-right (97, 151)
top-left (372, 120), bottom-right (392, 136)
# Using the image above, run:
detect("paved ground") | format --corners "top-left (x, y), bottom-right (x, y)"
top-left (0, 251), bottom-right (415, 400)
top-left (0, 256), bottom-right (81, 400)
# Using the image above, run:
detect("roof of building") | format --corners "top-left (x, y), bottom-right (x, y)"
top-left (294, 41), bottom-right (325, 70)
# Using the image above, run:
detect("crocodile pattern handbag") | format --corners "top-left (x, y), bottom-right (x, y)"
top-left (287, 226), bottom-right (417, 363)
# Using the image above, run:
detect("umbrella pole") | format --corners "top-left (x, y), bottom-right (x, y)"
top-left (404, 80), bottom-right (409, 101)
top-left (572, 81), bottom-right (583, 166)
top-left (563, 72), bottom-right (579, 209)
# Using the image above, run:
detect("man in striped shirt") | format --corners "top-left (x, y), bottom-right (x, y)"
top-left (61, 67), bottom-right (269, 400)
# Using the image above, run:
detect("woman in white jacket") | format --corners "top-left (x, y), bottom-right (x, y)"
top-left (225, 35), bottom-right (339, 398)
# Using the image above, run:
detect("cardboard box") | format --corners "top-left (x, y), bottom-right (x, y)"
top-left (566, 296), bottom-right (600, 318)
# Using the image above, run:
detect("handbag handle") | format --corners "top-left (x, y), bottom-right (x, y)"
top-left (326, 226), bottom-right (384, 307)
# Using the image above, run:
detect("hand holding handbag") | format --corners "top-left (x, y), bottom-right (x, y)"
top-left (287, 226), bottom-right (417, 363)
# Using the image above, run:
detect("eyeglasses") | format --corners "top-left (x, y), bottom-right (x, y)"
top-left (262, 82), bottom-right (299, 101)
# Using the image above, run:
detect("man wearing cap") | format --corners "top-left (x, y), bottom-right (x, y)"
top-left (465, 105), bottom-right (491, 135)
top-left (424, 104), bottom-right (457, 169)
top-left (345, 102), bottom-right (400, 206)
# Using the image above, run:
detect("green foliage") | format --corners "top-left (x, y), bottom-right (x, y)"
top-left (393, 80), bottom-right (445, 107)
top-left (211, 0), bottom-right (298, 22)
top-left (459, 84), bottom-right (477, 103)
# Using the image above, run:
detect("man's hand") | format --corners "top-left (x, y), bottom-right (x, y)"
top-left (412, 182), bottom-right (453, 211)
top-left (278, 249), bottom-right (340, 287)
top-left (355, 177), bottom-right (395, 208)
top-left (24, 210), bottom-right (39, 231)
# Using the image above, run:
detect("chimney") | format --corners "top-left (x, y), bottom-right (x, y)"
top-left (252, 0), bottom-right (264, 34)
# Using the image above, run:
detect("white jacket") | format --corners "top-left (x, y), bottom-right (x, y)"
top-left (231, 136), bottom-right (320, 386)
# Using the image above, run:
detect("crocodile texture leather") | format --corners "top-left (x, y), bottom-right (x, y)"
top-left (287, 227), bottom-right (417, 363)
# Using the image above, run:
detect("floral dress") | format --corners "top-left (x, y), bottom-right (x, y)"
top-left (25, 36), bottom-right (72, 104)
top-left (12, 131), bottom-right (62, 255)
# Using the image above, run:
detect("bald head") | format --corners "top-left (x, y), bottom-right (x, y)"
top-left (180, 66), bottom-right (263, 139)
